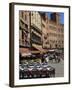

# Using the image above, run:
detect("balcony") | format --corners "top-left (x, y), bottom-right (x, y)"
top-left (31, 23), bottom-right (42, 35)
top-left (19, 20), bottom-right (29, 33)
top-left (20, 17), bottom-right (28, 25)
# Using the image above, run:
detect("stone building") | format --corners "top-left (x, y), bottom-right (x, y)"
top-left (30, 11), bottom-right (45, 54)
top-left (57, 24), bottom-right (64, 49)
top-left (48, 13), bottom-right (64, 49)
top-left (40, 12), bottom-right (49, 49)
top-left (19, 11), bottom-right (31, 63)
top-left (42, 12), bottom-right (64, 49)
top-left (19, 11), bottom-right (30, 47)
top-left (31, 11), bottom-right (42, 47)
top-left (19, 11), bottom-right (64, 63)
top-left (47, 19), bottom-right (58, 49)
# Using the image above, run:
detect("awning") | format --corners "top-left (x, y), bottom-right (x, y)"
top-left (19, 47), bottom-right (40, 56)
top-left (19, 48), bottom-right (30, 53)
top-left (31, 51), bottom-right (40, 54)
top-left (19, 45), bottom-right (48, 56)
top-left (48, 50), bottom-right (55, 52)
top-left (21, 53), bottom-right (31, 56)
top-left (32, 44), bottom-right (47, 54)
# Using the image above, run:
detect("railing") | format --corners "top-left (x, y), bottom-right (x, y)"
top-left (19, 21), bottom-right (29, 33)
top-left (31, 23), bottom-right (42, 35)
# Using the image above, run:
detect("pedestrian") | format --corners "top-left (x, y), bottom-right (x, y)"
top-left (53, 54), bottom-right (58, 63)
top-left (44, 53), bottom-right (49, 63)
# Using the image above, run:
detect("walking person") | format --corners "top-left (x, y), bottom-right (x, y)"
top-left (44, 53), bottom-right (49, 63)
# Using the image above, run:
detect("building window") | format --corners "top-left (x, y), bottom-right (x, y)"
top-left (55, 44), bottom-right (57, 48)
top-left (22, 31), bottom-right (24, 40)
top-left (47, 33), bottom-right (49, 36)
top-left (31, 32), bottom-right (41, 45)
top-left (44, 35), bottom-right (47, 39)
top-left (46, 41), bottom-right (49, 44)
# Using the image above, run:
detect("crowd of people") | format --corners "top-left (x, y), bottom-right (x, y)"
top-left (41, 51), bottom-right (63, 63)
